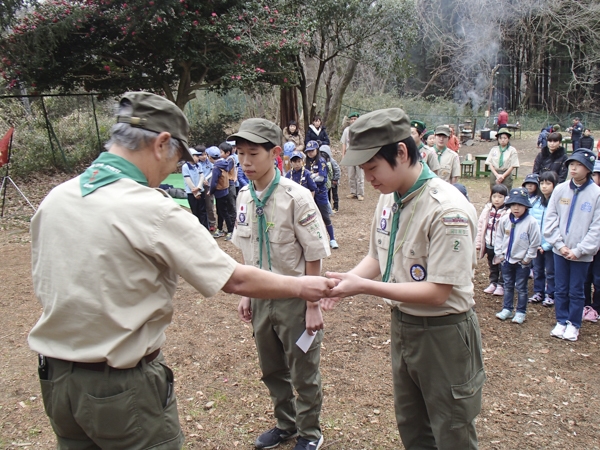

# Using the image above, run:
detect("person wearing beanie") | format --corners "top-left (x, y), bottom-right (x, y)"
top-left (494, 187), bottom-right (541, 324)
top-left (545, 149), bottom-right (600, 341)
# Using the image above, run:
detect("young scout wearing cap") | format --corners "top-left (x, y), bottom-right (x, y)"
top-left (28, 92), bottom-right (335, 450)
top-left (410, 120), bottom-right (440, 174)
top-left (485, 128), bottom-right (520, 189)
top-left (433, 125), bottom-right (461, 183)
top-left (285, 150), bottom-right (318, 194)
top-left (493, 187), bottom-right (541, 324)
top-left (230, 119), bottom-right (330, 450)
top-left (545, 149), bottom-right (600, 342)
top-left (321, 108), bottom-right (485, 449)
top-left (341, 112), bottom-right (365, 200)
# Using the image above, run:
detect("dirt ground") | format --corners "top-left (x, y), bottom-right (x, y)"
top-left (1, 133), bottom-right (600, 450)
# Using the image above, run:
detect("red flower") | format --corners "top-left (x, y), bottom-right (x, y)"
top-left (193, 20), bottom-right (198, 26)
top-left (157, 16), bottom-right (162, 22)
top-left (211, 12), bottom-right (217, 17)
top-left (104, 65), bottom-right (111, 72)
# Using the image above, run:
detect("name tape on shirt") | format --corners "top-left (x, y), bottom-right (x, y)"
top-left (441, 213), bottom-right (469, 227)
top-left (299, 211), bottom-right (317, 226)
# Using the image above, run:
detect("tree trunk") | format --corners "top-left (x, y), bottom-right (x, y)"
top-left (279, 86), bottom-right (299, 131)
top-left (325, 58), bottom-right (358, 136)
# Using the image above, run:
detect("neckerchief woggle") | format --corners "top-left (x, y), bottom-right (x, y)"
top-left (80, 152), bottom-right (148, 196)
top-left (436, 147), bottom-right (446, 162)
top-left (382, 163), bottom-right (437, 283)
top-left (506, 210), bottom-right (529, 260)
top-left (249, 168), bottom-right (281, 271)
top-left (566, 178), bottom-right (593, 234)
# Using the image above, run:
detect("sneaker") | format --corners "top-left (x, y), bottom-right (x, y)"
top-left (330, 239), bottom-right (339, 249)
top-left (542, 296), bottom-right (555, 307)
top-left (512, 312), bottom-right (526, 324)
top-left (333, 207), bottom-right (339, 212)
top-left (357, 195), bottom-right (364, 201)
top-left (495, 309), bottom-right (514, 320)
top-left (563, 323), bottom-right (579, 341)
top-left (583, 306), bottom-right (599, 323)
top-left (224, 233), bottom-right (232, 241)
top-left (492, 285), bottom-right (504, 296)
top-left (346, 194), bottom-right (357, 199)
top-left (212, 230), bottom-right (225, 238)
top-left (483, 284), bottom-right (496, 294)
top-left (255, 427), bottom-right (298, 449)
top-left (550, 322), bottom-right (567, 338)
top-left (528, 293), bottom-right (543, 303)
top-left (293, 436), bottom-right (324, 450)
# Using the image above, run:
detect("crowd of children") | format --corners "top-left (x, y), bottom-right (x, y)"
top-left (475, 145), bottom-right (600, 342)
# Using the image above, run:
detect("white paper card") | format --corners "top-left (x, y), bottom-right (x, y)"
top-left (296, 330), bottom-right (316, 353)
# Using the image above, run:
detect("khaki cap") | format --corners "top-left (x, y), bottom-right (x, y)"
top-left (341, 108), bottom-right (411, 166)
top-left (496, 127), bottom-right (512, 138)
top-left (434, 125), bottom-right (451, 137)
top-left (117, 91), bottom-right (192, 161)
top-left (228, 118), bottom-right (282, 147)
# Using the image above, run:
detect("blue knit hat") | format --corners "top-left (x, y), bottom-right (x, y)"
top-left (565, 148), bottom-right (596, 173)
top-left (505, 187), bottom-right (532, 208)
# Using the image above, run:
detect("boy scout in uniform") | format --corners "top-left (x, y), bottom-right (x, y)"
top-left (410, 119), bottom-right (440, 174)
top-left (433, 125), bottom-right (461, 183)
top-left (322, 108), bottom-right (485, 450)
top-left (231, 119), bottom-right (330, 450)
top-left (29, 93), bottom-right (335, 450)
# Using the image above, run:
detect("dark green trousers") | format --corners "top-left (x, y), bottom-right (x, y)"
top-left (391, 308), bottom-right (485, 450)
top-left (39, 353), bottom-right (183, 450)
top-left (251, 298), bottom-right (323, 441)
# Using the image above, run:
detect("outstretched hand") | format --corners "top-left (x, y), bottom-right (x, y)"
top-left (326, 271), bottom-right (366, 299)
top-left (299, 276), bottom-right (339, 303)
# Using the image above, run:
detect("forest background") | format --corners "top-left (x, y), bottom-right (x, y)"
top-left (2, 0), bottom-right (600, 177)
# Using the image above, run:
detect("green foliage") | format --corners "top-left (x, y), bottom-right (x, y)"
top-left (0, 95), bottom-right (113, 178)
top-left (0, 1), bottom-right (308, 108)
top-left (189, 111), bottom-right (242, 147)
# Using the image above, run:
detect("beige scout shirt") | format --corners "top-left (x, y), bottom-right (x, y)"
top-left (29, 177), bottom-right (237, 368)
top-left (436, 148), bottom-right (461, 182)
top-left (232, 176), bottom-right (330, 279)
top-left (367, 177), bottom-right (477, 316)
top-left (420, 145), bottom-right (440, 172)
top-left (485, 145), bottom-right (520, 171)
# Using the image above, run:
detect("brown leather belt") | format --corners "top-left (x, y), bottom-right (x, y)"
top-left (69, 348), bottom-right (161, 372)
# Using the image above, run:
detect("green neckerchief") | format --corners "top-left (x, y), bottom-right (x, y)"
top-left (436, 146), bottom-right (447, 162)
top-left (382, 163), bottom-right (437, 283)
top-left (80, 152), bottom-right (148, 197)
top-left (418, 143), bottom-right (424, 151)
top-left (498, 145), bottom-right (508, 168)
top-left (248, 168), bottom-right (281, 271)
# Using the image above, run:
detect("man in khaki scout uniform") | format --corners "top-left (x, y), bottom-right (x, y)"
top-left (231, 119), bottom-right (330, 450)
top-left (433, 125), bottom-right (461, 183)
top-left (29, 92), bottom-right (335, 450)
top-left (322, 108), bottom-right (485, 450)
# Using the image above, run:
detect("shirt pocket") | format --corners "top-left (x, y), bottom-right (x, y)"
top-left (233, 225), bottom-right (254, 264)
top-left (401, 242), bottom-right (429, 282)
top-left (270, 229), bottom-right (300, 273)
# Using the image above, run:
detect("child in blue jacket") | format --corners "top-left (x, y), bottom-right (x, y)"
top-left (304, 140), bottom-right (338, 249)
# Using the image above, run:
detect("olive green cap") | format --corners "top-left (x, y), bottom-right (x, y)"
top-left (434, 125), bottom-right (451, 137)
top-left (117, 91), bottom-right (192, 161)
top-left (348, 111), bottom-right (360, 119)
top-left (228, 118), bottom-right (282, 147)
top-left (497, 127), bottom-right (512, 138)
top-left (341, 108), bottom-right (411, 166)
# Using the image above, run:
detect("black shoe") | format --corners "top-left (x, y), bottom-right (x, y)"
top-left (293, 436), bottom-right (324, 450)
top-left (255, 427), bottom-right (298, 449)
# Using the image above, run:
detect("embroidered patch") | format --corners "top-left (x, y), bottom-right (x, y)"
top-left (452, 240), bottom-right (461, 252)
top-left (299, 211), bottom-right (317, 226)
top-left (519, 232), bottom-right (528, 240)
top-left (377, 228), bottom-right (390, 236)
top-left (446, 228), bottom-right (468, 236)
top-left (238, 212), bottom-right (246, 223)
top-left (559, 198), bottom-right (570, 205)
top-left (381, 207), bottom-right (391, 219)
top-left (410, 264), bottom-right (427, 281)
top-left (380, 218), bottom-right (388, 231)
top-left (441, 213), bottom-right (469, 226)
top-left (581, 201), bottom-right (592, 212)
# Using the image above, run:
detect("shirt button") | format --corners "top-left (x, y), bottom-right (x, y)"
top-left (378, 239), bottom-right (382, 244)
top-left (432, 189), bottom-right (438, 194)
top-left (410, 250), bottom-right (415, 255)
top-left (256, 261), bottom-right (260, 265)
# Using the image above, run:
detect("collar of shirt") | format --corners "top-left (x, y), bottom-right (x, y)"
top-left (80, 152), bottom-right (148, 197)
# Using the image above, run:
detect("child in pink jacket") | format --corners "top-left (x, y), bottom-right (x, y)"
top-left (476, 184), bottom-right (509, 296)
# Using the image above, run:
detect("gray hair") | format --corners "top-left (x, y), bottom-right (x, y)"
top-left (105, 123), bottom-right (180, 158)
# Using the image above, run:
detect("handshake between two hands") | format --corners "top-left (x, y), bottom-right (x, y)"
top-left (300, 271), bottom-right (363, 310)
